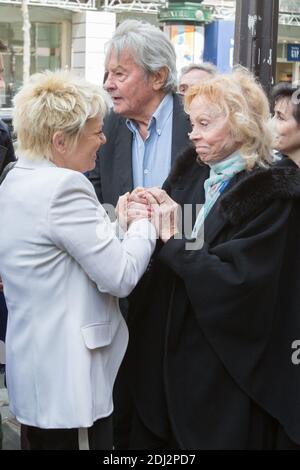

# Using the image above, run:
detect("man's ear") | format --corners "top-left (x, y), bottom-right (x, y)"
top-left (151, 66), bottom-right (169, 91)
top-left (52, 131), bottom-right (67, 154)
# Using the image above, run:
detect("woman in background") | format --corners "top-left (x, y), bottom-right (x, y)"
top-left (272, 81), bottom-right (300, 166)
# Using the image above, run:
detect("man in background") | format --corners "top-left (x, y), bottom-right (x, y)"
top-left (178, 62), bottom-right (217, 95)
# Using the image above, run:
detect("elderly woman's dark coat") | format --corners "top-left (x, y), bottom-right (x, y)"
top-left (124, 148), bottom-right (300, 450)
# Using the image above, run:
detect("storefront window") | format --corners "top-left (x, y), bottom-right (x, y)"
top-left (277, 62), bottom-right (293, 82)
top-left (0, 22), bottom-right (61, 108)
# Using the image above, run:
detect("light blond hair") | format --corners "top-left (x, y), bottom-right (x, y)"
top-left (184, 67), bottom-right (273, 168)
top-left (13, 70), bottom-right (108, 160)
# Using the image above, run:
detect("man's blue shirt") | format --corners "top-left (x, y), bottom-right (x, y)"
top-left (126, 93), bottom-right (173, 188)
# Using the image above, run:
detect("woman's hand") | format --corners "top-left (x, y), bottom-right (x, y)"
top-left (128, 187), bottom-right (149, 205)
top-left (116, 190), bottom-right (152, 232)
top-left (127, 200), bottom-right (152, 227)
top-left (115, 192), bottom-right (130, 232)
top-left (143, 188), bottom-right (179, 243)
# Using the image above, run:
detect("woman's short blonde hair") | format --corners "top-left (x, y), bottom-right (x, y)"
top-left (184, 67), bottom-right (273, 167)
top-left (13, 70), bottom-right (108, 160)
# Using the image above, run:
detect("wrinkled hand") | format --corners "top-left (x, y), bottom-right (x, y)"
top-left (143, 188), bottom-right (179, 243)
top-left (127, 200), bottom-right (152, 226)
top-left (128, 187), bottom-right (149, 205)
top-left (116, 190), bottom-right (152, 232)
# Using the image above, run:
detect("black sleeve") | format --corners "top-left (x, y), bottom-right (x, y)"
top-left (158, 199), bottom-right (290, 315)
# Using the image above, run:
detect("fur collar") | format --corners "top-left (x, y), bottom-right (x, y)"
top-left (170, 148), bottom-right (300, 226)
top-left (220, 161), bottom-right (300, 225)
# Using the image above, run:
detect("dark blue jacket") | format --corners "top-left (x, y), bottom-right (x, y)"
top-left (0, 118), bottom-right (15, 174)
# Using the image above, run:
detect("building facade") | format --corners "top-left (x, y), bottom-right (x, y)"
top-left (0, 1), bottom-right (116, 109)
top-left (0, 0), bottom-right (299, 113)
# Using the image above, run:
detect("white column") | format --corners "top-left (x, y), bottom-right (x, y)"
top-left (71, 11), bottom-right (116, 85)
top-left (193, 26), bottom-right (205, 64)
top-left (293, 62), bottom-right (300, 85)
top-left (61, 21), bottom-right (72, 69)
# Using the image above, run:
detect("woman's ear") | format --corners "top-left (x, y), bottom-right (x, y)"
top-left (52, 131), bottom-right (67, 154)
top-left (151, 66), bottom-right (169, 91)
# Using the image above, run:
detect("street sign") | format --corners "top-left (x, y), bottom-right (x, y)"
top-left (158, 2), bottom-right (213, 24)
top-left (287, 44), bottom-right (300, 62)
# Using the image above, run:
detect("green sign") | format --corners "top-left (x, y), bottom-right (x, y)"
top-left (158, 2), bottom-right (213, 24)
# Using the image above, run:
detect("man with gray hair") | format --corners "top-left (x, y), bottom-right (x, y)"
top-left (178, 62), bottom-right (217, 95)
top-left (86, 19), bottom-right (193, 449)
top-left (87, 19), bottom-right (191, 207)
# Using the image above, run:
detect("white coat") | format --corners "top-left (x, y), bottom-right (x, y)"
top-left (0, 156), bottom-right (156, 429)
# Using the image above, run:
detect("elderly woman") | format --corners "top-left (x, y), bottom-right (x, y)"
top-left (121, 69), bottom-right (300, 449)
top-left (272, 81), bottom-right (300, 166)
top-left (0, 70), bottom-right (158, 450)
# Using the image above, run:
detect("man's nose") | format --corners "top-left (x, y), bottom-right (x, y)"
top-left (104, 74), bottom-right (115, 92)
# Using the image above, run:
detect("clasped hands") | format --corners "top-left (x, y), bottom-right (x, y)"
top-left (116, 187), bottom-right (179, 243)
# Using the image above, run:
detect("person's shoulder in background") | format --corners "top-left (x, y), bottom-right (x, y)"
top-left (0, 118), bottom-right (10, 136)
top-left (0, 118), bottom-right (16, 170)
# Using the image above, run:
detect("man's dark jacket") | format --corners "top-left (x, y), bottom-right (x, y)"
top-left (0, 119), bottom-right (15, 175)
top-left (86, 93), bottom-right (191, 206)
top-left (124, 150), bottom-right (300, 449)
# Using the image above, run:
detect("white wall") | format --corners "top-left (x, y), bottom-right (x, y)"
top-left (71, 11), bottom-right (116, 85)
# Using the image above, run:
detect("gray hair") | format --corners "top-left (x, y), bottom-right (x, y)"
top-left (180, 62), bottom-right (217, 80)
top-left (105, 19), bottom-right (177, 93)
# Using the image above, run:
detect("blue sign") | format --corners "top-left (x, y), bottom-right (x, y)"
top-left (287, 44), bottom-right (300, 62)
top-left (203, 20), bottom-right (235, 73)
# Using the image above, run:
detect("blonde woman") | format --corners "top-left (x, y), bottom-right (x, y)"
top-left (120, 69), bottom-right (300, 449)
top-left (0, 70), bottom-right (159, 450)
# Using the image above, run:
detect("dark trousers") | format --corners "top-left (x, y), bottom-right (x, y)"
top-left (129, 410), bottom-right (179, 450)
top-left (21, 415), bottom-right (113, 450)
